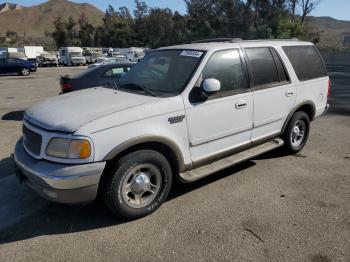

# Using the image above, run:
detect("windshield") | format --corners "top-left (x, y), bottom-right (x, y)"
top-left (118, 49), bottom-right (204, 96)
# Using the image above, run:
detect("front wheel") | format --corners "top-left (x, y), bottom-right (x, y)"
top-left (20, 68), bottom-right (30, 76)
top-left (101, 150), bottom-right (172, 219)
top-left (282, 111), bottom-right (310, 154)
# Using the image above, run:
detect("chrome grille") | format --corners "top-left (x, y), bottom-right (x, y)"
top-left (23, 125), bottom-right (42, 156)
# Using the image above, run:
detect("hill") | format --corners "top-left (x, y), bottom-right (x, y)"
top-left (0, 0), bottom-right (104, 48)
top-left (306, 16), bottom-right (350, 50)
top-left (0, 2), bottom-right (22, 13)
top-left (0, 0), bottom-right (349, 50)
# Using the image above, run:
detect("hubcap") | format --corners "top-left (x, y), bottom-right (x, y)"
top-left (290, 120), bottom-right (306, 147)
top-left (121, 163), bottom-right (162, 209)
top-left (22, 69), bottom-right (29, 75)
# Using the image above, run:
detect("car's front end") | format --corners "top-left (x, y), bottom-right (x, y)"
top-left (70, 52), bottom-right (86, 65)
top-left (14, 119), bottom-right (106, 204)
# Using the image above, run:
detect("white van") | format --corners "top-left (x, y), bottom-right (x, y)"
top-left (59, 47), bottom-right (86, 66)
top-left (15, 39), bottom-right (329, 219)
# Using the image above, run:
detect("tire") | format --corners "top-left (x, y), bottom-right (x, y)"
top-left (282, 111), bottom-right (310, 154)
top-left (102, 150), bottom-right (172, 219)
top-left (20, 68), bottom-right (30, 76)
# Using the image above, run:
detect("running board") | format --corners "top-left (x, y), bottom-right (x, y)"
top-left (180, 138), bottom-right (284, 182)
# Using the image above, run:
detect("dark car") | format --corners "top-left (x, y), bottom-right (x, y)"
top-left (60, 62), bottom-right (135, 94)
top-left (0, 57), bottom-right (37, 76)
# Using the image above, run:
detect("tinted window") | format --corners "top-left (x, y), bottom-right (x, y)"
top-left (104, 67), bottom-right (124, 78)
top-left (270, 48), bottom-right (289, 82)
top-left (282, 45), bottom-right (327, 81)
top-left (200, 49), bottom-right (244, 93)
top-left (245, 47), bottom-right (279, 87)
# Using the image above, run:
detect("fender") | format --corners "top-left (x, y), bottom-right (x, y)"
top-left (103, 135), bottom-right (188, 172)
top-left (281, 101), bottom-right (316, 134)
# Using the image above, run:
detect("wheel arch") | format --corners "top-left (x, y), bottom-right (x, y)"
top-left (103, 136), bottom-right (187, 175)
top-left (281, 101), bottom-right (316, 134)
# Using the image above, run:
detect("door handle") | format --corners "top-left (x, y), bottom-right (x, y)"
top-left (235, 100), bottom-right (247, 109)
top-left (285, 90), bottom-right (294, 97)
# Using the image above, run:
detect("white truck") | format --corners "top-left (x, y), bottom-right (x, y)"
top-left (59, 47), bottom-right (86, 66)
top-left (117, 47), bottom-right (145, 62)
top-left (14, 39), bottom-right (329, 219)
top-left (18, 46), bottom-right (44, 66)
top-left (37, 51), bottom-right (58, 67)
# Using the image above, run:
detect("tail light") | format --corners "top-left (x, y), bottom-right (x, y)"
top-left (61, 83), bottom-right (72, 91)
top-left (327, 79), bottom-right (331, 97)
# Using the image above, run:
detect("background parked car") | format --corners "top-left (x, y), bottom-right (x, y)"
top-left (88, 57), bottom-right (127, 68)
top-left (60, 62), bottom-right (135, 93)
top-left (38, 52), bottom-right (58, 67)
top-left (0, 57), bottom-right (37, 76)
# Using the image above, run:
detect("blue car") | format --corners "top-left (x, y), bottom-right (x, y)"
top-left (0, 57), bottom-right (37, 76)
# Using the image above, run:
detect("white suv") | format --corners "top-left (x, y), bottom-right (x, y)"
top-left (14, 39), bottom-right (330, 218)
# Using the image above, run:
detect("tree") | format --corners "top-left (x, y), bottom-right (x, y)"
top-left (65, 16), bottom-right (80, 46)
top-left (78, 13), bottom-right (95, 47)
top-left (288, 0), bottom-right (299, 23)
top-left (300, 0), bottom-right (321, 28)
top-left (52, 17), bottom-right (67, 48)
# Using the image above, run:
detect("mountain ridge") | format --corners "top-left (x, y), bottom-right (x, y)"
top-left (0, 0), bottom-right (349, 50)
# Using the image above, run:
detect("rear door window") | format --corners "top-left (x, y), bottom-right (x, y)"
top-left (282, 45), bottom-right (327, 81)
top-left (104, 67), bottom-right (124, 78)
top-left (245, 47), bottom-right (280, 87)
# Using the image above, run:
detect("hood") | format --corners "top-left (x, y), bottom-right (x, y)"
top-left (24, 87), bottom-right (159, 133)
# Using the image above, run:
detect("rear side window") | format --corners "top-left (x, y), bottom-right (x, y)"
top-left (282, 45), bottom-right (327, 81)
top-left (104, 67), bottom-right (124, 78)
top-left (245, 47), bottom-right (280, 87)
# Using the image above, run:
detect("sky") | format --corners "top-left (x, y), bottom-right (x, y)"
top-left (7, 0), bottom-right (350, 21)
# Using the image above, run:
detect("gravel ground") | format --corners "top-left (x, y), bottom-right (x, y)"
top-left (0, 66), bottom-right (349, 262)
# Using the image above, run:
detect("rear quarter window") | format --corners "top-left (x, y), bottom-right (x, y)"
top-left (282, 45), bottom-right (327, 81)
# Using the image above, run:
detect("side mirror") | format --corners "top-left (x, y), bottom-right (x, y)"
top-left (202, 78), bottom-right (221, 94)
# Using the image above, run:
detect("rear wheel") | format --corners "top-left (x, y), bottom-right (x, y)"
top-left (102, 150), bottom-right (172, 219)
top-left (282, 111), bottom-right (310, 154)
top-left (20, 68), bottom-right (30, 76)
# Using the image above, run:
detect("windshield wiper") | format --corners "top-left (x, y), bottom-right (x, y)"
top-left (120, 83), bottom-right (157, 97)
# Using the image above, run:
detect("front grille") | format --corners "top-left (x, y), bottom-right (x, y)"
top-left (23, 125), bottom-right (42, 156)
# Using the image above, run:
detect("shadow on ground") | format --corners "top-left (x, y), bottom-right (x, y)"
top-left (1, 110), bottom-right (24, 121)
top-left (0, 156), bottom-right (15, 179)
top-left (0, 160), bottom-right (255, 245)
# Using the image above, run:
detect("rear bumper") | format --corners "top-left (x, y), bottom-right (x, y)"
top-left (14, 139), bottom-right (106, 204)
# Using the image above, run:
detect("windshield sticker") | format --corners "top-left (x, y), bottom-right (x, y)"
top-left (180, 50), bottom-right (203, 58)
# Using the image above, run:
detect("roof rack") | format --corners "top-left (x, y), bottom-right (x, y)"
top-left (190, 37), bottom-right (299, 44)
top-left (190, 38), bottom-right (242, 44)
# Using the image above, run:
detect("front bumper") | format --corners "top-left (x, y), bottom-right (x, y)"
top-left (14, 139), bottom-right (106, 204)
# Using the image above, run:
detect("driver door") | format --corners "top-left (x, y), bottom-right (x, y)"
top-left (185, 49), bottom-right (253, 164)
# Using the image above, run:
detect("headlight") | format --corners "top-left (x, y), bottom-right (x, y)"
top-left (46, 138), bottom-right (91, 159)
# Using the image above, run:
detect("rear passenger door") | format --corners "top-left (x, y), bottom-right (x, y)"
top-left (244, 47), bottom-right (296, 141)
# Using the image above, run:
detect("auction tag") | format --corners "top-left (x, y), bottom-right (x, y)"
top-left (180, 50), bottom-right (203, 58)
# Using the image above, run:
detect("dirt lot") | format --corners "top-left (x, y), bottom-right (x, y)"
top-left (0, 66), bottom-right (349, 262)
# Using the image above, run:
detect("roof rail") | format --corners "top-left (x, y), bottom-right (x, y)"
top-left (190, 37), bottom-right (300, 44)
top-left (190, 38), bottom-right (242, 44)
